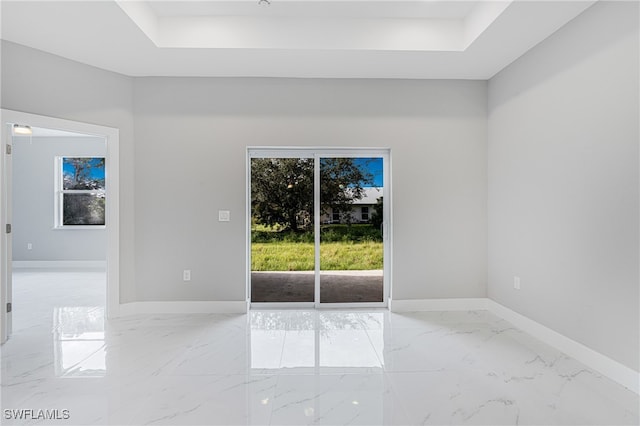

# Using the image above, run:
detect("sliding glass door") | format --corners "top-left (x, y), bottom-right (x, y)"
top-left (248, 149), bottom-right (389, 308)
top-left (319, 157), bottom-right (384, 304)
top-left (250, 155), bottom-right (315, 304)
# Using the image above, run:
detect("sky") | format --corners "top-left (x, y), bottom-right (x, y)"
top-left (62, 157), bottom-right (105, 181)
top-left (354, 157), bottom-right (383, 187)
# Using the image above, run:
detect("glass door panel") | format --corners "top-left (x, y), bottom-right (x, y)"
top-left (250, 157), bottom-right (315, 303)
top-left (319, 157), bottom-right (384, 304)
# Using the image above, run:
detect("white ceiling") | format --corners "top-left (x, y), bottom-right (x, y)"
top-left (147, 1), bottom-right (481, 19)
top-left (1, 0), bottom-right (596, 79)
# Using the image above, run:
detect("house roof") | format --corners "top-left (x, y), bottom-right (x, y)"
top-left (352, 187), bottom-right (382, 205)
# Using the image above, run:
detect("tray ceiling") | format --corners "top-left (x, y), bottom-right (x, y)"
top-left (1, 1), bottom-right (596, 79)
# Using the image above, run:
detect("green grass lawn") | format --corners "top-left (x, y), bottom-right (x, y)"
top-left (252, 224), bottom-right (382, 243)
top-left (251, 224), bottom-right (384, 271)
top-left (251, 241), bottom-right (383, 271)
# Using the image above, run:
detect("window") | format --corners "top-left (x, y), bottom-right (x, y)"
top-left (57, 157), bottom-right (106, 227)
top-left (332, 210), bottom-right (340, 223)
top-left (361, 206), bottom-right (369, 221)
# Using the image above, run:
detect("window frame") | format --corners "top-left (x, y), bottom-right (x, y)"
top-left (54, 156), bottom-right (106, 230)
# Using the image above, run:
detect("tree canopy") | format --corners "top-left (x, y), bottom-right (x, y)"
top-left (251, 157), bottom-right (374, 231)
top-left (63, 158), bottom-right (105, 190)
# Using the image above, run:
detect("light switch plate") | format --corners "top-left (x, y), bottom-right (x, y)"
top-left (218, 210), bottom-right (230, 222)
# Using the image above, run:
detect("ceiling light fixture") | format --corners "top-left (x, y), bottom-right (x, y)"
top-left (12, 124), bottom-right (33, 136)
top-left (258, 0), bottom-right (270, 5)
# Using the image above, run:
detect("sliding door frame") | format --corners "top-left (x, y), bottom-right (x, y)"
top-left (247, 147), bottom-right (392, 309)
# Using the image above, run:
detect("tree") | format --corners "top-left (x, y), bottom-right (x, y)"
top-left (63, 194), bottom-right (105, 225)
top-left (251, 157), bottom-right (373, 231)
top-left (370, 196), bottom-right (383, 230)
top-left (251, 158), bottom-right (314, 231)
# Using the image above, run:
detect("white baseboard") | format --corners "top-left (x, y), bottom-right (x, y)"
top-left (12, 260), bottom-right (107, 269)
top-left (117, 301), bottom-right (248, 316)
top-left (487, 300), bottom-right (639, 394)
top-left (390, 298), bottom-right (489, 312)
top-left (390, 297), bottom-right (638, 394)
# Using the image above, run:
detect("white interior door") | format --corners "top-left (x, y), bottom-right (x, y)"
top-left (1, 123), bottom-right (14, 343)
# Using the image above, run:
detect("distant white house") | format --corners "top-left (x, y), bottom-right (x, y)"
top-left (323, 187), bottom-right (382, 224)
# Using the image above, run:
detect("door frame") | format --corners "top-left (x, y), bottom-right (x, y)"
top-left (0, 110), bottom-right (120, 343)
top-left (246, 147), bottom-right (392, 309)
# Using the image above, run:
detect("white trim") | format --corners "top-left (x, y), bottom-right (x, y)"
top-left (0, 110), bottom-right (120, 337)
top-left (105, 123), bottom-right (120, 321)
top-left (52, 226), bottom-right (107, 231)
top-left (12, 261), bottom-right (106, 269)
top-left (118, 301), bottom-right (248, 315)
top-left (319, 302), bottom-right (390, 309)
top-left (1, 119), bottom-right (12, 343)
top-left (383, 151), bottom-right (392, 305)
top-left (251, 302), bottom-right (315, 310)
top-left (248, 147), bottom-right (391, 159)
top-left (487, 300), bottom-right (640, 395)
top-left (246, 153), bottom-right (251, 305)
top-left (390, 298), bottom-right (489, 312)
top-left (314, 154), bottom-right (321, 307)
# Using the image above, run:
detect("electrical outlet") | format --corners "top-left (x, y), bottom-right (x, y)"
top-left (183, 270), bottom-right (191, 281)
top-left (27, 243), bottom-right (33, 250)
top-left (514, 276), bottom-right (521, 290)
top-left (218, 210), bottom-right (230, 222)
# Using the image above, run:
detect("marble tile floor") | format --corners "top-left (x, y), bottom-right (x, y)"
top-left (1, 269), bottom-right (638, 425)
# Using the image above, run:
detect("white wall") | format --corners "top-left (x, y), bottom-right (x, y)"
top-left (1, 41), bottom-right (136, 301)
top-left (133, 78), bottom-right (488, 301)
top-left (488, 1), bottom-right (639, 371)
top-left (12, 136), bottom-right (106, 261)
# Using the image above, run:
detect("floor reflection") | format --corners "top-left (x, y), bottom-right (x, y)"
top-left (5, 271), bottom-right (637, 425)
top-left (249, 311), bottom-right (384, 371)
top-left (53, 306), bottom-right (106, 377)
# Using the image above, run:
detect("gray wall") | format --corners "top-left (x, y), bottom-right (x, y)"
top-left (488, 1), bottom-right (639, 371)
top-left (1, 41), bottom-right (136, 301)
top-left (12, 136), bottom-right (106, 261)
top-left (1, 42), bottom-right (488, 304)
top-left (133, 78), bottom-right (488, 301)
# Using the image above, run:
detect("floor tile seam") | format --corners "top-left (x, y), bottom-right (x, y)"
top-left (276, 331), bottom-right (291, 371)
top-left (362, 327), bottom-right (385, 368)
top-left (266, 374), bottom-right (289, 426)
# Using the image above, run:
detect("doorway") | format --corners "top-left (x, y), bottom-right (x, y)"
top-left (247, 148), bottom-right (390, 308)
top-left (0, 110), bottom-right (120, 343)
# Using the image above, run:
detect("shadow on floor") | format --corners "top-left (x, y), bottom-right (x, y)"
top-left (251, 271), bottom-right (383, 303)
